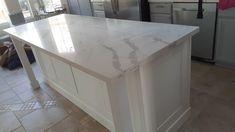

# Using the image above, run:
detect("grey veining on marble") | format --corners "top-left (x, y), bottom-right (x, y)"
top-left (4, 14), bottom-right (198, 79)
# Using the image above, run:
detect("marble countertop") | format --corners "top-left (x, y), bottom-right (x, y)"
top-left (4, 14), bottom-right (198, 80)
top-left (149, 0), bottom-right (219, 2)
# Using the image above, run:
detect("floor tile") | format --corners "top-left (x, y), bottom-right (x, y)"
top-left (69, 105), bottom-right (88, 120)
top-left (200, 98), bottom-right (235, 124)
top-left (0, 95), bottom-right (23, 105)
top-left (54, 96), bottom-right (75, 114)
top-left (0, 79), bottom-right (11, 93)
top-left (12, 83), bottom-right (32, 94)
top-left (17, 88), bottom-right (51, 103)
top-left (191, 61), bottom-right (212, 77)
top-left (0, 112), bottom-right (21, 132)
top-left (189, 113), bottom-right (233, 132)
top-left (80, 116), bottom-right (109, 132)
top-left (14, 109), bottom-right (35, 119)
top-left (45, 116), bottom-right (85, 132)
top-left (4, 74), bottom-right (29, 88)
top-left (20, 107), bottom-right (68, 132)
top-left (0, 90), bottom-right (17, 103)
top-left (191, 75), bottom-right (229, 97)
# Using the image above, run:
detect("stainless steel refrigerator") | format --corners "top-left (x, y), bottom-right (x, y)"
top-left (104, 0), bottom-right (150, 21)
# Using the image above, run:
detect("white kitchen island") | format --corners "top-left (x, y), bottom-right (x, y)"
top-left (4, 14), bottom-right (198, 132)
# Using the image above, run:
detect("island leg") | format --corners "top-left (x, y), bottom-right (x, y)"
top-left (11, 37), bottom-right (40, 89)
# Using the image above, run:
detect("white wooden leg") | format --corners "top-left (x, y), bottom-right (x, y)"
top-left (11, 37), bottom-right (40, 89)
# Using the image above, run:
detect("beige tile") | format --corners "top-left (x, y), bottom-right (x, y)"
top-left (12, 83), bottom-right (32, 94)
top-left (39, 82), bottom-right (61, 99)
top-left (231, 126), bottom-right (235, 132)
top-left (0, 112), bottom-right (21, 132)
top-left (182, 91), bottom-right (215, 128)
top-left (205, 66), bottom-right (235, 84)
top-left (46, 116), bottom-right (85, 132)
top-left (0, 95), bottom-right (23, 105)
top-left (0, 79), bottom-right (11, 93)
top-left (80, 116), bottom-right (110, 132)
top-left (0, 90), bottom-right (17, 102)
top-left (70, 105), bottom-right (88, 120)
top-left (191, 61), bottom-right (212, 77)
top-left (177, 127), bottom-right (191, 132)
top-left (20, 107), bottom-right (68, 132)
top-left (4, 74), bottom-right (29, 88)
top-left (190, 91), bottom-right (214, 111)
top-left (200, 99), bottom-right (235, 124)
top-left (188, 113), bottom-right (233, 132)
top-left (191, 75), bottom-right (228, 97)
top-left (14, 110), bottom-right (35, 119)
top-left (17, 88), bottom-right (51, 103)
top-left (216, 85), bottom-right (235, 102)
top-left (0, 67), bottom-right (24, 79)
top-left (12, 126), bottom-right (26, 132)
top-left (55, 96), bottom-right (75, 114)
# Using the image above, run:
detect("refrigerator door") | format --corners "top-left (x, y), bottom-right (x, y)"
top-left (78, 0), bottom-right (93, 16)
top-left (68, 0), bottom-right (81, 15)
top-left (104, 0), bottom-right (140, 20)
top-left (173, 3), bottom-right (217, 60)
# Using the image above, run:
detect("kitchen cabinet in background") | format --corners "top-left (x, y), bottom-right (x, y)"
top-left (67, 0), bottom-right (92, 16)
top-left (215, 8), bottom-right (235, 68)
top-left (91, 2), bottom-right (105, 18)
top-left (150, 3), bottom-right (172, 23)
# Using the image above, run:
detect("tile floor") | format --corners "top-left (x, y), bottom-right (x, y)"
top-left (0, 61), bottom-right (235, 132)
top-left (0, 63), bottom-right (109, 132)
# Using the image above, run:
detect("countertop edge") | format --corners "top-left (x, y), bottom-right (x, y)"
top-left (3, 24), bottom-right (199, 81)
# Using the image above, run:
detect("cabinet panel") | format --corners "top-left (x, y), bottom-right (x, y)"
top-left (140, 41), bottom-right (189, 131)
top-left (68, 0), bottom-right (81, 15)
top-left (72, 67), bottom-right (112, 119)
top-left (150, 3), bottom-right (172, 14)
top-left (92, 2), bottom-right (104, 11)
top-left (37, 52), bottom-right (56, 81)
top-left (216, 18), bottom-right (235, 66)
top-left (94, 11), bottom-right (105, 18)
top-left (78, 0), bottom-right (92, 16)
top-left (151, 13), bottom-right (172, 23)
top-left (52, 58), bottom-right (78, 96)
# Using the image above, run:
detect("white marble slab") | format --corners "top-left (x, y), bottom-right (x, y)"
top-left (149, 0), bottom-right (219, 2)
top-left (4, 14), bottom-right (198, 79)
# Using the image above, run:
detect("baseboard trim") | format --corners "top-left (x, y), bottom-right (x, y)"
top-left (43, 77), bottom-right (115, 132)
top-left (167, 107), bottom-right (191, 132)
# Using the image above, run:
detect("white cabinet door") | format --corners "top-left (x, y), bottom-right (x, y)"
top-left (52, 58), bottom-right (78, 97)
top-left (78, 0), bottom-right (92, 16)
top-left (72, 67), bottom-right (112, 120)
top-left (94, 11), bottom-right (105, 18)
top-left (216, 18), bottom-right (235, 66)
top-left (68, 0), bottom-right (81, 15)
top-left (36, 51), bottom-right (56, 81)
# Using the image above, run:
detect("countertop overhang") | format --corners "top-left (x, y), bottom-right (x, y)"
top-left (4, 14), bottom-right (199, 79)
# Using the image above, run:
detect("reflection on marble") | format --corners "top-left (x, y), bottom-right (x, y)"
top-left (4, 14), bottom-right (198, 79)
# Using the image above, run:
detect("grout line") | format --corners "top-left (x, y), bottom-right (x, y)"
top-left (43, 114), bottom-right (70, 132)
